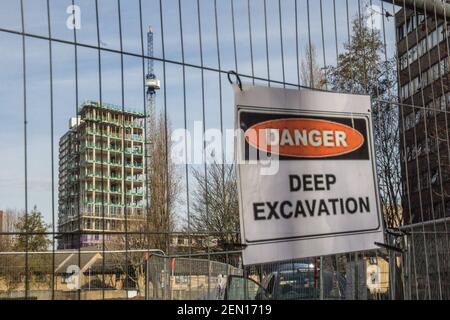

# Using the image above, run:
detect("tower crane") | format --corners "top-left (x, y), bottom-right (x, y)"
top-left (145, 26), bottom-right (160, 216)
top-left (145, 26), bottom-right (160, 111)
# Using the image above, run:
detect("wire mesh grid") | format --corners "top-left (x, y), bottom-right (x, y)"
top-left (0, 0), bottom-right (449, 300)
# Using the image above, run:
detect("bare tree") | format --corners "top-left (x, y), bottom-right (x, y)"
top-left (189, 162), bottom-right (240, 248)
top-left (146, 110), bottom-right (180, 252)
top-left (300, 43), bottom-right (326, 89)
top-left (0, 209), bottom-right (19, 252)
top-left (105, 109), bottom-right (180, 295)
top-left (106, 221), bottom-right (149, 296)
top-left (0, 209), bottom-right (20, 293)
top-left (373, 98), bottom-right (403, 229)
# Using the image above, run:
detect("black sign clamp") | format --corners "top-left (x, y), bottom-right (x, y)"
top-left (374, 242), bottom-right (404, 254)
top-left (227, 70), bottom-right (243, 91)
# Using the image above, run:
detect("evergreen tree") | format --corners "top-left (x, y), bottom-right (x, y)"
top-left (327, 15), bottom-right (402, 228)
top-left (13, 205), bottom-right (51, 252)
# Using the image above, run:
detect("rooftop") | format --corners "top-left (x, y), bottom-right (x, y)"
top-left (78, 100), bottom-right (146, 118)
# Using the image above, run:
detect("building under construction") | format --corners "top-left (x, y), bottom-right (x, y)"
top-left (58, 101), bottom-right (146, 249)
top-left (58, 26), bottom-right (159, 249)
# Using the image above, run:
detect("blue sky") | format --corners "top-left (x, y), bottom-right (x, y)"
top-left (0, 0), bottom-right (399, 229)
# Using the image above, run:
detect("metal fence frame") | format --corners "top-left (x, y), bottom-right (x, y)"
top-left (0, 0), bottom-right (449, 300)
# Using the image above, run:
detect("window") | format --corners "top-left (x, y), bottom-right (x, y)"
top-left (401, 83), bottom-right (410, 99)
top-left (400, 14), bottom-right (427, 40)
top-left (34, 272), bottom-right (47, 283)
top-left (416, 143), bottom-right (423, 157)
top-left (429, 29), bottom-right (435, 48)
top-left (431, 170), bottom-right (439, 185)
top-left (418, 37), bottom-right (427, 57)
top-left (266, 275), bottom-right (276, 296)
top-left (421, 69), bottom-right (429, 87)
top-left (400, 53), bottom-right (408, 70)
top-left (418, 14), bottom-right (425, 25)
top-left (433, 63), bottom-right (440, 81)
top-left (405, 112), bottom-right (415, 130)
top-left (412, 176), bottom-right (418, 191)
top-left (415, 109), bottom-right (422, 124)
top-left (446, 201), bottom-right (450, 217)
top-left (438, 95), bottom-right (446, 111)
top-left (420, 171), bottom-right (429, 190)
top-left (410, 77), bottom-right (420, 94)
top-left (426, 104), bottom-right (435, 119)
top-left (61, 273), bottom-right (72, 284)
top-left (410, 46), bottom-right (418, 62)
top-left (440, 59), bottom-right (448, 74)
top-left (404, 146), bottom-right (409, 161)
top-left (434, 204), bottom-right (443, 218)
top-left (406, 146), bottom-right (414, 161)
top-left (427, 137), bottom-right (438, 152)
top-left (438, 24), bottom-right (445, 42)
top-left (175, 276), bottom-right (188, 284)
top-left (398, 24), bottom-right (405, 40)
top-left (426, 26), bottom-right (444, 50)
top-left (407, 16), bottom-right (414, 33)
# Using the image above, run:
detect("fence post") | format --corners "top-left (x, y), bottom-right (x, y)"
top-left (404, 234), bottom-right (411, 300)
top-left (170, 257), bottom-right (174, 300)
top-left (145, 256), bottom-right (149, 301)
top-left (243, 267), bottom-right (248, 300)
top-left (389, 234), bottom-right (396, 300)
top-left (320, 256), bottom-right (324, 300)
top-left (354, 252), bottom-right (359, 300)
top-left (390, 249), bottom-right (395, 300)
top-left (208, 260), bottom-right (211, 300)
top-left (405, 235), bottom-right (412, 300)
top-left (162, 258), bottom-right (166, 299)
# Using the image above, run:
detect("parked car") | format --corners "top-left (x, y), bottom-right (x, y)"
top-left (224, 262), bottom-right (346, 300)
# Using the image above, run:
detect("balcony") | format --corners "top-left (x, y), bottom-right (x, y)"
top-left (126, 189), bottom-right (145, 196)
top-left (125, 147), bottom-right (143, 155)
top-left (126, 162), bottom-right (143, 169)
top-left (109, 188), bottom-right (122, 195)
top-left (84, 159), bottom-right (127, 168)
top-left (126, 174), bottom-right (145, 182)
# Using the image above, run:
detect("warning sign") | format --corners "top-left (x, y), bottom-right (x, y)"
top-left (234, 85), bottom-right (384, 265)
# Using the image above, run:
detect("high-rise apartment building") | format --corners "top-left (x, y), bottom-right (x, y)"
top-left (396, 6), bottom-right (450, 299)
top-left (396, 8), bottom-right (450, 224)
top-left (58, 101), bottom-right (146, 249)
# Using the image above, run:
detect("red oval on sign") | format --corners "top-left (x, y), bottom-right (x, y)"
top-left (244, 118), bottom-right (365, 158)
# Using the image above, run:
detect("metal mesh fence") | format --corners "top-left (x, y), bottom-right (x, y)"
top-left (0, 0), bottom-right (449, 300)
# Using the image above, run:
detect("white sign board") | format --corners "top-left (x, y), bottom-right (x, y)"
top-left (234, 85), bottom-right (384, 265)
